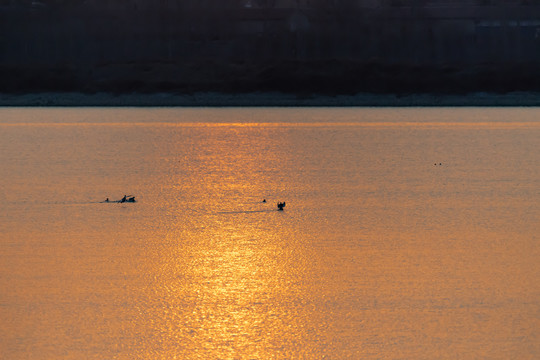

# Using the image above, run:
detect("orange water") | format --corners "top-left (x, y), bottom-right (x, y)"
top-left (0, 107), bottom-right (538, 359)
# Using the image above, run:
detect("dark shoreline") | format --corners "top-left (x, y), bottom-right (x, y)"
top-left (2, 91), bottom-right (540, 107)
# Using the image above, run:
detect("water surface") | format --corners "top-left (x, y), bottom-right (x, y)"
top-left (0, 107), bottom-right (538, 359)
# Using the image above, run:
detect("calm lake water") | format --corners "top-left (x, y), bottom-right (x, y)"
top-left (0, 107), bottom-right (538, 359)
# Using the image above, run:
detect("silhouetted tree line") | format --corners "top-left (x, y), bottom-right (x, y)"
top-left (1, 0), bottom-right (540, 94)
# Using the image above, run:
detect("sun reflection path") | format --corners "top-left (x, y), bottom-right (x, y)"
top-left (145, 124), bottom-right (325, 358)
top-left (150, 215), bottom-right (323, 359)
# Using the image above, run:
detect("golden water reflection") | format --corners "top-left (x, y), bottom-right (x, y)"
top-left (0, 109), bottom-right (538, 359)
top-left (146, 212), bottom-right (325, 358)
top-left (142, 124), bottom-right (325, 358)
top-left (185, 225), bottom-right (312, 357)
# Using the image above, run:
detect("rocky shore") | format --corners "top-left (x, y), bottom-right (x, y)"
top-left (1, 91), bottom-right (540, 107)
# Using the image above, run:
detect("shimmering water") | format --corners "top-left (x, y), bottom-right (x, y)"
top-left (0, 107), bottom-right (539, 359)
